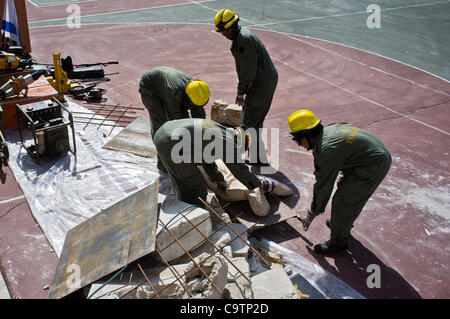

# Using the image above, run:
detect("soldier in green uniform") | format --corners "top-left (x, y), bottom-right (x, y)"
top-left (139, 66), bottom-right (210, 171)
top-left (214, 9), bottom-right (278, 165)
top-left (288, 110), bottom-right (391, 254)
top-left (154, 118), bottom-right (268, 207)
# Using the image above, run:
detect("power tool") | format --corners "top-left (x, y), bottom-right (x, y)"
top-left (0, 50), bottom-right (33, 71)
top-left (0, 69), bottom-right (46, 100)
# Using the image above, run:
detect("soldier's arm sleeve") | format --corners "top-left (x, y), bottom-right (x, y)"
top-left (236, 41), bottom-right (258, 95)
top-left (202, 162), bottom-right (225, 183)
top-left (310, 150), bottom-right (342, 214)
top-left (225, 163), bottom-right (261, 190)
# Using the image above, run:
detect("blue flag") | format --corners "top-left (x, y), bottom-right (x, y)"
top-left (1, 0), bottom-right (21, 46)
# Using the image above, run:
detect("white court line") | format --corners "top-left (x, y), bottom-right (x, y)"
top-left (0, 195), bottom-right (25, 205)
top-left (271, 56), bottom-right (450, 136)
top-left (27, 0), bottom-right (96, 8)
top-left (247, 1), bottom-right (450, 27)
top-left (28, 0), bottom-right (215, 23)
top-left (251, 28), bottom-right (450, 86)
top-left (189, 0), bottom-right (450, 136)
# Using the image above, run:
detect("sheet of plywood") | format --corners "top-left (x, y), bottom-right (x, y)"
top-left (103, 117), bottom-right (157, 158)
top-left (48, 181), bottom-right (159, 299)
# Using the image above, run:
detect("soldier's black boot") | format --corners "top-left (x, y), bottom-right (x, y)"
top-left (314, 241), bottom-right (348, 255)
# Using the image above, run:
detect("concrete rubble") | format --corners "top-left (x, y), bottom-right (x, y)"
top-left (87, 192), bottom-right (299, 299)
top-left (251, 267), bottom-right (300, 299)
top-left (199, 159), bottom-right (293, 217)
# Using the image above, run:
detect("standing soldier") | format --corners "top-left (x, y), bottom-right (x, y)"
top-left (289, 110), bottom-right (391, 254)
top-left (139, 66), bottom-right (210, 172)
top-left (214, 9), bottom-right (278, 165)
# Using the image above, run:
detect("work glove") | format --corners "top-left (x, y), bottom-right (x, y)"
top-left (235, 94), bottom-right (244, 106)
top-left (300, 209), bottom-right (318, 231)
top-left (259, 178), bottom-right (275, 194)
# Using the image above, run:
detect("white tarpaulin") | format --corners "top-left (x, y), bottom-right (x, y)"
top-left (3, 101), bottom-right (159, 256)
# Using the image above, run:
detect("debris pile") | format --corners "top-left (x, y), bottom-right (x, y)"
top-left (84, 195), bottom-right (300, 299)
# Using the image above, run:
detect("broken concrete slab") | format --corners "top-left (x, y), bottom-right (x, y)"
top-left (210, 100), bottom-right (242, 127)
top-left (175, 229), bottom-right (231, 264)
top-left (251, 268), bottom-right (299, 299)
top-left (103, 117), bottom-right (157, 158)
top-left (224, 257), bottom-right (253, 299)
top-left (179, 253), bottom-right (228, 299)
top-left (227, 257), bottom-right (250, 283)
top-left (157, 194), bottom-right (212, 263)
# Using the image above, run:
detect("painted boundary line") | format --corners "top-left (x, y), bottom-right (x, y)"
top-left (247, 1), bottom-right (450, 27)
top-left (0, 195), bottom-right (25, 205)
top-left (27, 0), bottom-right (214, 21)
top-left (27, 0), bottom-right (96, 8)
top-left (188, 0), bottom-right (450, 136)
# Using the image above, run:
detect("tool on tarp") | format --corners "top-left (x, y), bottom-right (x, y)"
top-left (0, 69), bottom-right (46, 100)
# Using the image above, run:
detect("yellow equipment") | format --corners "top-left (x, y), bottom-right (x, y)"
top-left (288, 110), bottom-right (321, 134)
top-left (46, 52), bottom-right (75, 100)
top-left (185, 80), bottom-right (210, 106)
top-left (214, 8), bottom-right (239, 32)
top-left (0, 51), bottom-right (33, 71)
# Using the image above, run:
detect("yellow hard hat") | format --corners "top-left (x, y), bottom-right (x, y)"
top-left (288, 110), bottom-right (321, 134)
top-left (185, 80), bottom-right (210, 106)
top-left (215, 8), bottom-right (239, 32)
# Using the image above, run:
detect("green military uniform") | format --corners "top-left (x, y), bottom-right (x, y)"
top-left (154, 118), bottom-right (262, 206)
top-left (139, 66), bottom-right (206, 137)
top-left (231, 26), bottom-right (278, 161)
top-left (311, 123), bottom-right (391, 244)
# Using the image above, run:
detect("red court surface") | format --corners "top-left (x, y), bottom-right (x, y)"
top-left (0, 1), bottom-right (448, 299)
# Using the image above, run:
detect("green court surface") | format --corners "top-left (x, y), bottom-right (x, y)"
top-left (28, 0), bottom-right (450, 80)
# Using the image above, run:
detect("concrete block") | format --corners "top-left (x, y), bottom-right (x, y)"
top-left (156, 195), bottom-right (212, 263)
top-left (251, 268), bottom-right (299, 299)
top-left (210, 100), bottom-right (242, 127)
